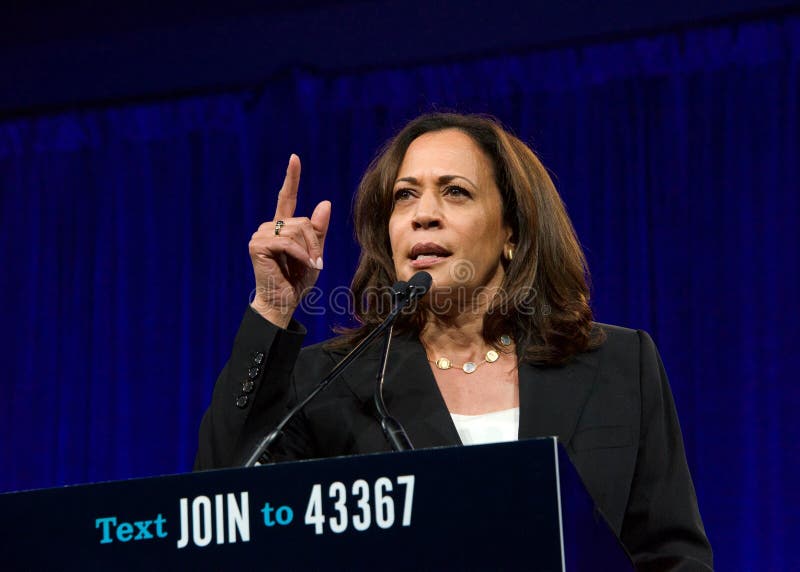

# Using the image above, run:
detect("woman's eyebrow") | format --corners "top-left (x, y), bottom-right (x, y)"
top-left (394, 174), bottom-right (477, 187)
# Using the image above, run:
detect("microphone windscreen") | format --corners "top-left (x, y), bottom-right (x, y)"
top-left (391, 280), bottom-right (409, 295)
top-left (408, 271), bottom-right (432, 296)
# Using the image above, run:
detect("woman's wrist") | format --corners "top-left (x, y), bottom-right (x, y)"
top-left (249, 299), bottom-right (294, 329)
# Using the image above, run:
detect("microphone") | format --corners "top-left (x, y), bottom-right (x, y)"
top-left (394, 270), bottom-right (432, 303)
top-left (243, 271), bottom-right (432, 467)
top-left (373, 271), bottom-right (432, 452)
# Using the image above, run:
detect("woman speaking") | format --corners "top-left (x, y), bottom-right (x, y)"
top-left (195, 113), bottom-right (712, 569)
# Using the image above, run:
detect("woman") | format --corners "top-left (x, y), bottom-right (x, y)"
top-left (195, 113), bottom-right (712, 569)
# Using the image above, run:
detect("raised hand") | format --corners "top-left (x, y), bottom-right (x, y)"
top-left (248, 154), bottom-right (331, 328)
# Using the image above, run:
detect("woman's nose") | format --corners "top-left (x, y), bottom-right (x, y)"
top-left (411, 192), bottom-right (442, 229)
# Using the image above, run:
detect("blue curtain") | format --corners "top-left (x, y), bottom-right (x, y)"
top-left (1, 16), bottom-right (797, 569)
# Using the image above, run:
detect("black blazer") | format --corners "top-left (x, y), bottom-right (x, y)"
top-left (195, 308), bottom-right (713, 570)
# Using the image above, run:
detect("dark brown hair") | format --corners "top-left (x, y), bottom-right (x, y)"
top-left (337, 112), bottom-right (604, 365)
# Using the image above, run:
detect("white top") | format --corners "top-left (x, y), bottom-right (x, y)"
top-left (450, 407), bottom-right (520, 446)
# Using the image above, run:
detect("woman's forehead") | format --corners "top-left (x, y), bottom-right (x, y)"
top-left (396, 129), bottom-right (493, 182)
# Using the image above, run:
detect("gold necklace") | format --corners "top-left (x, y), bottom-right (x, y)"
top-left (428, 335), bottom-right (513, 374)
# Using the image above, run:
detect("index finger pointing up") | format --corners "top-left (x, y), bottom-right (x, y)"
top-left (274, 154), bottom-right (301, 220)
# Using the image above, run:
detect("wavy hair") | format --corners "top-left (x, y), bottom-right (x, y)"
top-left (335, 112), bottom-right (604, 365)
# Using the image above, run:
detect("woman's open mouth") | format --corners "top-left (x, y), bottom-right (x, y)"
top-left (409, 242), bottom-right (452, 268)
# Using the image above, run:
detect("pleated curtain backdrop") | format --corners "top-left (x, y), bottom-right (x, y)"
top-left (1, 15), bottom-right (798, 569)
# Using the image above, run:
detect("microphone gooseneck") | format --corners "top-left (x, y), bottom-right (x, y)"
top-left (373, 322), bottom-right (414, 451)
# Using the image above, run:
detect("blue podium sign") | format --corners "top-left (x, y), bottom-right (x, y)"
top-left (0, 438), bottom-right (631, 570)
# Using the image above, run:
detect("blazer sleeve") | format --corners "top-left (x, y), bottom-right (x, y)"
top-left (193, 306), bottom-right (311, 470)
top-left (620, 330), bottom-right (714, 571)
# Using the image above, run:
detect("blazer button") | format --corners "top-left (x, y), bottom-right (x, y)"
top-left (242, 380), bottom-right (255, 394)
top-left (247, 366), bottom-right (260, 379)
top-left (250, 351), bottom-right (265, 365)
top-left (235, 395), bottom-right (249, 408)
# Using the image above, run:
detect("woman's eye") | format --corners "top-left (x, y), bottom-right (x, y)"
top-left (393, 189), bottom-right (414, 201)
top-left (444, 185), bottom-right (471, 198)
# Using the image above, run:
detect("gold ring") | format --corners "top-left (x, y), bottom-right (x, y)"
top-left (274, 220), bottom-right (285, 236)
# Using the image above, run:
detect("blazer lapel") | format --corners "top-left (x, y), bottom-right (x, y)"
top-left (334, 329), bottom-right (602, 451)
top-left (339, 331), bottom-right (462, 449)
top-left (518, 350), bottom-right (601, 446)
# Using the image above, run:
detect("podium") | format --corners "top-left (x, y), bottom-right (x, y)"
top-left (0, 438), bottom-right (632, 570)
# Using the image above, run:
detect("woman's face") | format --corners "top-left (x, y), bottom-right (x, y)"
top-left (388, 129), bottom-right (512, 298)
